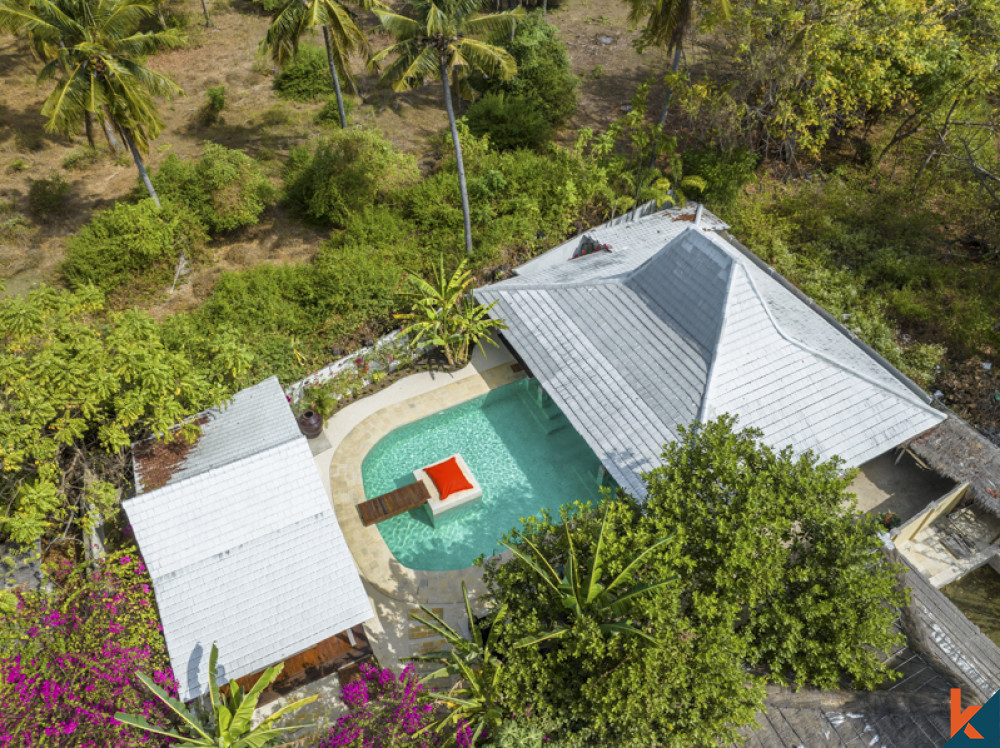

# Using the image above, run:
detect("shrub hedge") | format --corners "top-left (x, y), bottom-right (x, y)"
top-left (150, 144), bottom-right (274, 234)
top-left (273, 45), bottom-right (334, 102)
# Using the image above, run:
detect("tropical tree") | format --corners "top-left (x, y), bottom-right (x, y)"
top-left (115, 642), bottom-right (318, 747)
top-left (404, 582), bottom-right (509, 744)
top-left (396, 257), bottom-right (507, 368)
top-left (261, 0), bottom-right (375, 129)
top-left (624, 0), bottom-right (731, 123)
top-left (0, 284), bottom-right (247, 544)
top-left (370, 0), bottom-right (524, 254)
top-left (501, 506), bottom-right (674, 647)
top-left (0, 0), bottom-right (183, 205)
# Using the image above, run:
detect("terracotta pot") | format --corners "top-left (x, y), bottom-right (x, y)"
top-left (298, 410), bottom-right (323, 439)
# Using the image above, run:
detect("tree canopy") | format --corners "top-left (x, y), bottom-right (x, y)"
top-left (0, 285), bottom-right (248, 544)
top-left (481, 416), bottom-right (907, 746)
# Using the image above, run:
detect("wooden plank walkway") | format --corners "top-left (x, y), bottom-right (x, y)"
top-left (357, 481), bottom-right (430, 526)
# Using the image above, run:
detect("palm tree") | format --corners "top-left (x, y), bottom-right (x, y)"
top-left (370, 0), bottom-right (524, 255)
top-left (115, 642), bottom-right (318, 746)
top-left (407, 581), bottom-right (509, 744)
top-left (625, 0), bottom-right (731, 124)
top-left (502, 507), bottom-right (674, 648)
top-left (0, 0), bottom-right (183, 206)
top-left (262, 0), bottom-right (375, 129)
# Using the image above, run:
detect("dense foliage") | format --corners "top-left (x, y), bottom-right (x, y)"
top-left (480, 417), bottom-right (906, 746)
top-left (465, 94), bottom-right (554, 152)
top-left (284, 129), bottom-right (420, 227)
top-left (674, 0), bottom-right (1000, 164)
top-left (63, 199), bottom-right (207, 300)
top-left (0, 286), bottom-right (247, 543)
top-left (273, 44), bottom-right (335, 102)
top-left (477, 12), bottom-right (577, 130)
top-left (150, 144), bottom-right (274, 234)
top-left (177, 127), bottom-right (614, 383)
top-left (0, 550), bottom-right (177, 748)
top-left (317, 663), bottom-right (439, 747)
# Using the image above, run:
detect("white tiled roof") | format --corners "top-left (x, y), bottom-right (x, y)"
top-left (476, 212), bottom-right (945, 497)
top-left (124, 377), bottom-right (372, 701)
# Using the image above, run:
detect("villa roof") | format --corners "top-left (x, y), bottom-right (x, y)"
top-left (124, 377), bottom-right (373, 702)
top-left (476, 209), bottom-right (946, 498)
top-left (908, 415), bottom-right (1000, 517)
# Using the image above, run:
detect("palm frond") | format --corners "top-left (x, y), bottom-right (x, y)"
top-left (463, 7), bottom-right (524, 38)
top-left (454, 38), bottom-right (516, 80)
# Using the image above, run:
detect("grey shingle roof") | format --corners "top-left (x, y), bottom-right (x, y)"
top-left (477, 211), bottom-right (945, 497)
top-left (124, 377), bottom-right (372, 701)
top-left (133, 377), bottom-right (302, 492)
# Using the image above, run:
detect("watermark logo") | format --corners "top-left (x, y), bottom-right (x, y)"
top-left (947, 689), bottom-right (1000, 746)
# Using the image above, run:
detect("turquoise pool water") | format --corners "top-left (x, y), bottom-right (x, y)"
top-left (362, 379), bottom-right (610, 570)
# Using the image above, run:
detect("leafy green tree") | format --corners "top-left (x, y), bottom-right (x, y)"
top-left (474, 11), bottom-right (578, 130)
top-left (483, 498), bottom-right (760, 747)
top-left (407, 581), bottom-right (509, 744)
top-left (371, 0), bottom-right (524, 254)
top-left (396, 258), bottom-right (507, 368)
top-left (0, 0), bottom-right (184, 205)
top-left (0, 285), bottom-right (248, 544)
top-left (501, 506), bottom-right (674, 647)
top-left (115, 642), bottom-right (317, 746)
top-left (261, 0), bottom-right (374, 129)
top-left (641, 415), bottom-right (908, 689)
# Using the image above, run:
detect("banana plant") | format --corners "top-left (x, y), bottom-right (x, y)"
top-left (395, 257), bottom-right (506, 368)
top-left (406, 581), bottom-right (508, 746)
top-left (502, 507), bottom-right (674, 648)
top-left (114, 642), bottom-right (318, 747)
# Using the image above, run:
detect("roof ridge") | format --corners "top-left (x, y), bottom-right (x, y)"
top-left (697, 263), bottom-right (740, 422)
top-left (729, 257), bottom-right (942, 419)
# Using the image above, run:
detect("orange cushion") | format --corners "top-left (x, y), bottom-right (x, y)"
top-left (423, 457), bottom-right (473, 501)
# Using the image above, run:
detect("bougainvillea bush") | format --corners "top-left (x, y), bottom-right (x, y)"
top-left (0, 548), bottom-right (178, 747)
top-left (317, 663), bottom-right (441, 748)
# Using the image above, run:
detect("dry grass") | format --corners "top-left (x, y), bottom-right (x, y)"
top-left (0, 0), bottom-right (661, 303)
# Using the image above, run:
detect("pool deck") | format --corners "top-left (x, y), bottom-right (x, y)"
top-left (312, 337), bottom-right (523, 673)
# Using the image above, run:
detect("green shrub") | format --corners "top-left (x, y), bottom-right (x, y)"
top-left (200, 85), bottom-right (226, 125)
top-left (26, 176), bottom-right (70, 217)
top-left (273, 45), bottom-right (334, 102)
top-left (151, 144), bottom-right (274, 233)
top-left (465, 93), bottom-right (554, 151)
top-left (681, 147), bottom-right (758, 208)
top-left (62, 147), bottom-right (100, 170)
top-left (283, 129), bottom-right (419, 226)
top-left (0, 199), bottom-right (31, 246)
top-left (475, 11), bottom-right (578, 129)
top-left (63, 199), bottom-right (208, 299)
top-left (315, 94), bottom-right (356, 124)
top-left (5, 158), bottom-right (30, 173)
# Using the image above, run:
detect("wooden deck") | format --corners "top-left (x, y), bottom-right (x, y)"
top-left (357, 481), bottom-right (430, 526)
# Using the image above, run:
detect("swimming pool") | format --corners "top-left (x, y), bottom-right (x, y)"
top-left (361, 378), bottom-right (611, 570)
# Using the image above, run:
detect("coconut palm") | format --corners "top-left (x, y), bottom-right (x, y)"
top-left (625, 0), bottom-right (731, 124)
top-left (262, 0), bottom-right (376, 129)
top-left (115, 642), bottom-right (317, 747)
top-left (370, 0), bottom-right (524, 255)
top-left (502, 507), bottom-right (674, 648)
top-left (0, 0), bottom-right (183, 205)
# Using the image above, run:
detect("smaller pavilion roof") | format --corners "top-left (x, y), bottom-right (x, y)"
top-left (124, 377), bottom-right (372, 701)
top-left (477, 210), bottom-right (945, 497)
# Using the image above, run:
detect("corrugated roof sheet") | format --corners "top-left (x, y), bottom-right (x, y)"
top-left (124, 376), bottom-right (372, 701)
top-left (477, 215), bottom-right (945, 497)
